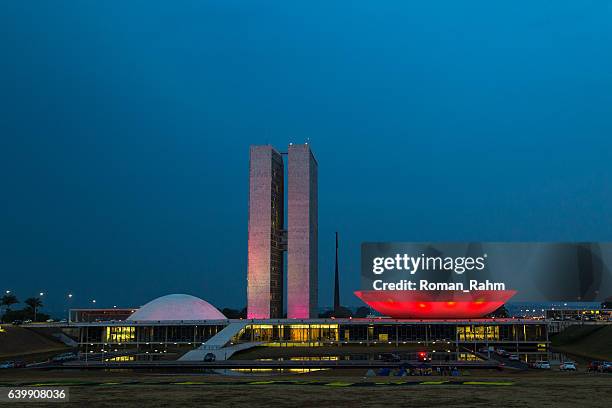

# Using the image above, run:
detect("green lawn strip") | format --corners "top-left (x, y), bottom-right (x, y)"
top-left (0, 379), bottom-right (516, 387)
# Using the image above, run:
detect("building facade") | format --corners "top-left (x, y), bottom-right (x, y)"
top-left (247, 143), bottom-right (319, 319)
top-left (247, 146), bottom-right (285, 318)
top-left (287, 144), bottom-right (318, 318)
top-left (68, 318), bottom-right (549, 364)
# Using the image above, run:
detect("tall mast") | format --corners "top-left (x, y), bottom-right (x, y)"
top-left (334, 232), bottom-right (340, 312)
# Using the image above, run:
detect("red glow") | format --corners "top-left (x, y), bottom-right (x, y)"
top-left (354, 290), bottom-right (517, 319)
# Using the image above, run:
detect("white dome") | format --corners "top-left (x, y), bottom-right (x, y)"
top-left (127, 294), bottom-right (226, 321)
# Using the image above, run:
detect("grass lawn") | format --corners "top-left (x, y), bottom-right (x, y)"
top-left (551, 325), bottom-right (612, 360)
top-left (0, 369), bottom-right (611, 407)
top-left (0, 325), bottom-right (70, 361)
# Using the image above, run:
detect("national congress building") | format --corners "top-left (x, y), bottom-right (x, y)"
top-left (38, 143), bottom-right (559, 366)
top-left (247, 144), bottom-right (318, 319)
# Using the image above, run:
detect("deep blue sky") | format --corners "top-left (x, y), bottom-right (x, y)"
top-left (2, 1), bottom-right (612, 315)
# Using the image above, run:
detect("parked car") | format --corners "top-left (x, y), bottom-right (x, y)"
top-left (495, 349), bottom-right (510, 358)
top-left (417, 351), bottom-right (431, 362)
top-left (534, 360), bottom-right (551, 369)
top-left (23, 320), bottom-right (32, 324)
top-left (379, 353), bottom-right (401, 362)
top-left (508, 354), bottom-right (520, 361)
top-left (600, 362), bottom-right (612, 373)
top-left (560, 361), bottom-right (576, 371)
top-left (46, 319), bottom-right (55, 323)
top-left (588, 361), bottom-right (603, 372)
top-left (0, 361), bottom-right (15, 369)
top-left (11, 320), bottom-right (22, 325)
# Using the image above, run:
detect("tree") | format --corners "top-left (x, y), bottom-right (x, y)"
top-left (1, 294), bottom-right (19, 322)
top-left (1, 294), bottom-right (18, 312)
top-left (24, 297), bottom-right (43, 321)
top-left (354, 306), bottom-right (371, 318)
top-left (319, 306), bottom-right (353, 318)
top-left (487, 305), bottom-right (509, 318)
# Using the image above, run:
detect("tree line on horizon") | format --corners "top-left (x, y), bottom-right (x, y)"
top-left (0, 293), bottom-right (48, 323)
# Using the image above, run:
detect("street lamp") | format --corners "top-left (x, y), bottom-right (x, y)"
top-left (66, 293), bottom-right (74, 323)
top-left (5, 290), bottom-right (10, 294)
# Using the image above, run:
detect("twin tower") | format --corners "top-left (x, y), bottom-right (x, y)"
top-left (247, 144), bottom-right (318, 319)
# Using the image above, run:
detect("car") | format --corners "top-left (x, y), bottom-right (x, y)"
top-left (59, 319), bottom-right (68, 323)
top-left (379, 353), bottom-right (401, 362)
top-left (12, 361), bottom-right (26, 369)
top-left (508, 354), bottom-right (520, 361)
top-left (534, 360), bottom-right (551, 369)
top-left (23, 320), bottom-right (32, 324)
top-left (494, 349), bottom-right (510, 357)
top-left (46, 319), bottom-right (55, 323)
top-left (588, 361), bottom-right (602, 372)
top-left (560, 361), bottom-right (576, 371)
top-left (0, 362), bottom-right (15, 369)
top-left (417, 351), bottom-right (431, 362)
top-left (11, 320), bottom-right (22, 325)
top-left (600, 362), bottom-right (612, 373)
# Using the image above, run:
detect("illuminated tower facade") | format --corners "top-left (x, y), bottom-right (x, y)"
top-left (247, 143), bottom-right (318, 319)
top-left (287, 144), bottom-right (318, 319)
top-left (247, 146), bottom-right (284, 318)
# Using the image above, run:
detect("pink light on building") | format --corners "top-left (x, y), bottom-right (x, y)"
top-left (287, 144), bottom-right (318, 319)
top-left (247, 146), bottom-right (284, 319)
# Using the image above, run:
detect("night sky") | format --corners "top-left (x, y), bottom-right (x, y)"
top-left (2, 1), bottom-right (612, 316)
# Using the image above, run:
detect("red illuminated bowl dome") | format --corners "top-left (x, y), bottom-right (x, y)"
top-left (354, 290), bottom-right (517, 319)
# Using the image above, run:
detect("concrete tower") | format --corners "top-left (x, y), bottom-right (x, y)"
top-left (247, 146), bottom-right (284, 319)
top-left (287, 144), bottom-right (318, 318)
